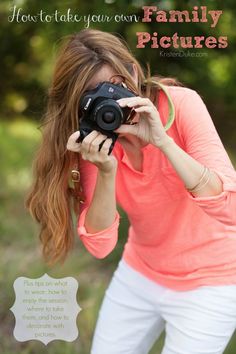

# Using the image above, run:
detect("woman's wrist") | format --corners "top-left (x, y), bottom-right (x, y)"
top-left (98, 163), bottom-right (118, 178)
top-left (154, 135), bottom-right (175, 151)
top-left (95, 155), bottom-right (118, 177)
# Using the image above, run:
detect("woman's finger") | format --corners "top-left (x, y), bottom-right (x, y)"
top-left (117, 97), bottom-right (151, 108)
top-left (80, 131), bottom-right (102, 154)
top-left (89, 134), bottom-right (109, 153)
top-left (66, 131), bottom-right (81, 151)
top-left (100, 138), bottom-right (113, 152)
top-left (67, 144), bottom-right (82, 152)
top-left (134, 106), bottom-right (153, 114)
top-left (67, 131), bottom-right (80, 144)
top-left (82, 130), bottom-right (101, 144)
top-left (114, 124), bottom-right (137, 135)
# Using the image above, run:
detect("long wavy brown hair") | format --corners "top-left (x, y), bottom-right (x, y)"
top-left (25, 28), bottom-right (182, 266)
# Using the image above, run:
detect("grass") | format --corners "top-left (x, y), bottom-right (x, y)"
top-left (0, 118), bottom-right (236, 354)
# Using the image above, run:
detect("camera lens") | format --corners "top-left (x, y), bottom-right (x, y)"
top-left (94, 99), bottom-right (123, 131)
top-left (103, 111), bottom-right (115, 123)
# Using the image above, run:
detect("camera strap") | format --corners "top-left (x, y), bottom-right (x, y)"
top-left (69, 152), bottom-right (86, 206)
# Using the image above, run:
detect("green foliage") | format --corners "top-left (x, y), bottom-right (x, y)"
top-left (1, 0), bottom-right (236, 352)
top-left (0, 0), bottom-right (235, 151)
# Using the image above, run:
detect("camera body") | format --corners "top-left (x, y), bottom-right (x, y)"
top-left (77, 81), bottom-right (137, 153)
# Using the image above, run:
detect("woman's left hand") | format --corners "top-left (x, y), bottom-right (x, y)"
top-left (114, 96), bottom-right (169, 147)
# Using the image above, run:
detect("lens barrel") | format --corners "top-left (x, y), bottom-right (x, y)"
top-left (94, 99), bottom-right (124, 131)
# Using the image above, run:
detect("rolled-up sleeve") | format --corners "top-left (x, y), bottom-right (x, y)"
top-left (77, 156), bottom-right (120, 258)
top-left (177, 88), bottom-right (236, 226)
top-left (78, 206), bottom-right (120, 258)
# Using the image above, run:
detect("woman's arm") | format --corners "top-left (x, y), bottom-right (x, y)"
top-left (84, 167), bottom-right (117, 233)
top-left (67, 130), bottom-right (120, 258)
top-left (156, 89), bottom-right (236, 226)
top-left (157, 136), bottom-right (224, 198)
top-left (77, 159), bottom-right (120, 259)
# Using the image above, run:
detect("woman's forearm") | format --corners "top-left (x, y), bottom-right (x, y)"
top-left (84, 167), bottom-right (117, 233)
top-left (157, 137), bottom-right (223, 197)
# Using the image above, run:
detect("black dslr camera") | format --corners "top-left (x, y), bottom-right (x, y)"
top-left (77, 81), bottom-right (137, 154)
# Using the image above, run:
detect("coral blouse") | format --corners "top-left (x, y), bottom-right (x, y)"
top-left (77, 85), bottom-right (236, 291)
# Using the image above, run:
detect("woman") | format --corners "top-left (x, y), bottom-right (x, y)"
top-left (26, 29), bottom-right (236, 354)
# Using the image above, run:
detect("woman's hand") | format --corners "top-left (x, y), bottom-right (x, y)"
top-left (66, 130), bottom-right (118, 175)
top-left (114, 96), bottom-right (170, 148)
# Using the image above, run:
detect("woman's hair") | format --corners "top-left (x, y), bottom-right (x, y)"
top-left (25, 28), bottom-right (182, 266)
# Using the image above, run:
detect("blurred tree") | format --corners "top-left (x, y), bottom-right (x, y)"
top-left (0, 0), bottom-right (235, 149)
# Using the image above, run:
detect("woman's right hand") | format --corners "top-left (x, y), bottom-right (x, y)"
top-left (66, 130), bottom-right (118, 174)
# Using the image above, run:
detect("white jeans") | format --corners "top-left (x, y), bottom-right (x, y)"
top-left (90, 258), bottom-right (236, 354)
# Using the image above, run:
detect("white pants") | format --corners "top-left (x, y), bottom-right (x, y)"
top-left (90, 258), bottom-right (236, 354)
